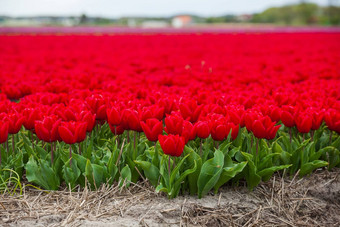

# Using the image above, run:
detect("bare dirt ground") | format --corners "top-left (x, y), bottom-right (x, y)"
top-left (1, 168), bottom-right (339, 227)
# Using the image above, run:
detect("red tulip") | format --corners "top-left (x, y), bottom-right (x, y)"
top-left (23, 107), bottom-right (42, 130)
top-left (280, 106), bottom-right (295, 128)
top-left (158, 134), bottom-right (185, 157)
top-left (226, 122), bottom-right (239, 140)
top-left (58, 121), bottom-right (87, 144)
top-left (109, 124), bottom-right (125, 135)
top-left (1, 112), bottom-right (25, 134)
top-left (35, 115), bottom-right (61, 142)
top-left (106, 106), bottom-right (122, 126)
top-left (78, 111), bottom-right (96, 132)
top-left (295, 113), bottom-right (313, 134)
top-left (324, 109), bottom-right (340, 133)
top-left (210, 120), bottom-right (227, 141)
top-left (0, 120), bottom-right (9, 144)
top-left (140, 118), bottom-right (163, 142)
top-left (252, 116), bottom-right (280, 140)
top-left (164, 113), bottom-right (183, 135)
top-left (194, 121), bottom-right (210, 139)
top-left (181, 121), bottom-right (196, 143)
top-left (123, 109), bottom-right (142, 132)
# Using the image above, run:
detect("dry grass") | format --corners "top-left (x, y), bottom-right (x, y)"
top-left (1, 168), bottom-right (339, 226)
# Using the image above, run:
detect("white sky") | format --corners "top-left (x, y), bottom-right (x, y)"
top-left (0, 0), bottom-right (335, 17)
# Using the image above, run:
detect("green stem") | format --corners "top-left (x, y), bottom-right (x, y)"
top-left (12, 134), bottom-right (15, 154)
top-left (51, 142), bottom-right (54, 165)
top-left (69, 145), bottom-right (72, 167)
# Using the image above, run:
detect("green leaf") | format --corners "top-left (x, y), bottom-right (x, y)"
top-left (185, 146), bottom-right (202, 195)
top-left (25, 156), bottom-right (60, 190)
top-left (257, 165), bottom-right (291, 181)
top-left (85, 159), bottom-right (106, 189)
top-left (197, 149), bottom-right (224, 198)
top-left (107, 151), bottom-right (118, 184)
top-left (170, 160), bottom-right (197, 198)
top-left (241, 152), bottom-right (261, 190)
top-left (299, 160), bottom-right (328, 177)
top-left (214, 161), bottom-right (247, 193)
top-left (62, 159), bottom-right (81, 189)
top-left (170, 154), bottom-right (190, 185)
top-left (328, 148), bottom-right (340, 170)
top-left (134, 160), bottom-right (159, 187)
top-left (119, 165), bottom-right (131, 188)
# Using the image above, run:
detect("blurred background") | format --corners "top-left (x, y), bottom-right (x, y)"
top-left (0, 0), bottom-right (339, 27)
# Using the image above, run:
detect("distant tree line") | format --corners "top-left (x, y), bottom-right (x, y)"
top-left (251, 3), bottom-right (340, 25)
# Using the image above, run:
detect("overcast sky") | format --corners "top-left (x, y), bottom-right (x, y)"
top-left (0, 0), bottom-right (336, 17)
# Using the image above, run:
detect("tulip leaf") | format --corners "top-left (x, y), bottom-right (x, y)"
top-left (299, 160), bottom-right (328, 177)
top-left (62, 158), bottom-right (81, 189)
top-left (197, 149), bottom-right (224, 198)
top-left (171, 160), bottom-right (197, 198)
top-left (241, 152), bottom-right (261, 190)
top-left (214, 161), bottom-right (247, 193)
top-left (134, 160), bottom-right (160, 187)
top-left (185, 146), bottom-right (202, 195)
top-left (257, 164), bottom-right (291, 181)
top-left (327, 148), bottom-right (340, 170)
top-left (85, 159), bottom-right (106, 189)
top-left (25, 156), bottom-right (60, 190)
top-left (119, 164), bottom-right (131, 188)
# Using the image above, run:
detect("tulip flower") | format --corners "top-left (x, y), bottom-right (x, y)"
top-left (251, 116), bottom-right (281, 140)
top-left (164, 113), bottom-right (184, 135)
top-left (107, 106), bottom-right (122, 126)
top-left (35, 115), bottom-right (61, 143)
top-left (280, 106), bottom-right (296, 128)
top-left (181, 121), bottom-right (196, 143)
top-left (295, 113), bottom-right (313, 134)
top-left (194, 121), bottom-right (210, 139)
top-left (58, 121), bottom-right (87, 144)
top-left (78, 111), bottom-right (96, 132)
top-left (23, 107), bottom-right (42, 130)
top-left (0, 121), bottom-right (9, 145)
top-left (324, 109), bottom-right (340, 134)
top-left (158, 134), bottom-right (185, 157)
top-left (140, 118), bottom-right (163, 142)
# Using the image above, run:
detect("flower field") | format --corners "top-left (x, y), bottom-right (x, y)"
top-left (0, 32), bottom-right (339, 199)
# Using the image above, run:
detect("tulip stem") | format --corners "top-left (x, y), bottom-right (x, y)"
top-left (168, 156), bottom-right (171, 181)
top-left (12, 134), bottom-right (15, 154)
top-left (51, 142), bottom-right (54, 165)
top-left (69, 145), bottom-right (72, 167)
top-left (0, 145), bottom-right (2, 165)
top-left (79, 142), bottom-right (82, 155)
top-left (200, 139), bottom-right (203, 156)
top-left (116, 139), bottom-right (125, 166)
top-left (31, 131), bottom-right (35, 150)
top-left (329, 132), bottom-right (332, 145)
top-left (127, 131), bottom-right (130, 144)
top-left (289, 128), bottom-right (292, 144)
top-left (311, 130), bottom-right (314, 141)
top-left (256, 138), bottom-right (259, 156)
top-left (134, 131), bottom-right (137, 160)
top-left (250, 135), bottom-right (253, 153)
top-left (6, 140), bottom-right (9, 154)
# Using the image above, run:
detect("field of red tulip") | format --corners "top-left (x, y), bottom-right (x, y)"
top-left (0, 32), bottom-right (339, 198)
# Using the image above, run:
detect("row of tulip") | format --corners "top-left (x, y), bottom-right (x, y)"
top-left (0, 33), bottom-right (339, 198)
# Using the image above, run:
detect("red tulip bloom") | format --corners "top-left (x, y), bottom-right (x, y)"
top-left (295, 113), bottom-right (313, 134)
top-left (158, 134), bottom-right (185, 157)
top-left (252, 116), bottom-right (281, 140)
top-left (123, 109), bottom-right (143, 132)
top-left (280, 106), bottom-right (296, 128)
top-left (140, 106), bottom-right (165, 121)
top-left (181, 120), bottom-right (196, 143)
top-left (109, 124), bottom-right (125, 135)
top-left (310, 111), bottom-right (324, 131)
top-left (58, 121), bottom-right (87, 144)
top-left (194, 121), bottom-right (210, 139)
top-left (35, 115), bottom-right (61, 142)
top-left (226, 122), bottom-right (240, 140)
top-left (179, 100), bottom-right (203, 122)
top-left (1, 112), bottom-right (25, 134)
top-left (164, 113), bottom-right (184, 135)
top-left (210, 120), bottom-right (227, 141)
top-left (23, 107), bottom-right (42, 130)
top-left (140, 118), bottom-right (163, 141)
top-left (86, 95), bottom-right (107, 121)
top-left (0, 121), bottom-right (9, 144)
top-left (78, 111), bottom-right (96, 132)
top-left (324, 109), bottom-right (340, 133)
top-left (107, 106), bottom-right (122, 126)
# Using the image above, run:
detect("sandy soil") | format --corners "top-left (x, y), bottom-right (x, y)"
top-left (1, 168), bottom-right (339, 227)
